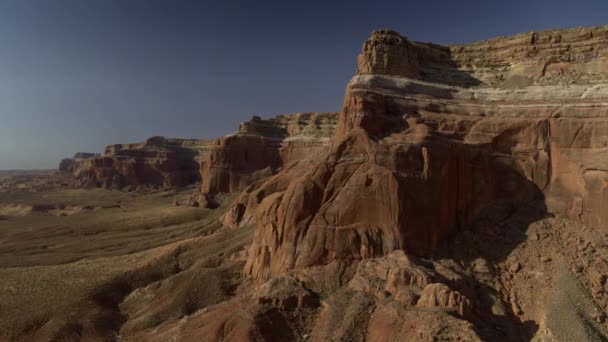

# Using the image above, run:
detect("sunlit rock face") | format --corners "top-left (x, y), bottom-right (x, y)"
top-left (228, 26), bottom-right (608, 279)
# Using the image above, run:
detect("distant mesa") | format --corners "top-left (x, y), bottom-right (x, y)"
top-left (58, 152), bottom-right (100, 173)
top-left (58, 112), bottom-right (338, 191)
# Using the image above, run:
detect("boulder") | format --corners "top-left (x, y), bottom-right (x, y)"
top-left (416, 283), bottom-right (472, 317)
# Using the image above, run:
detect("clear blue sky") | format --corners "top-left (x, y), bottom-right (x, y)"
top-left (0, 0), bottom-right (606, 169)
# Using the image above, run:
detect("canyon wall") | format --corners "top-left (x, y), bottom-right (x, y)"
top-left (66, 136), bottom-right (212, 189)
top-left (63, 113), bottom-right (338, 190)
top-left (231, 27), bottom-right (608, 279)
top-left (201, 112), bottom-right (337, 194)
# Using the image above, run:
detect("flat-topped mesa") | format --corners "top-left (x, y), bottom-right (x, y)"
top-left (236, 113), bottom-right (337, 140)
top-left (200, 112), bottom-right (338, 194)
top-left (72, 152), bottom-right (99, 159)
top-left (68, 136), bottom-right (212, 189)
top-left (235, 115), bottom-right (287, 138)
top-left (58, 152), bottom-right (100, 173)
top-left (103, 136), bottom-right (209, 155)
top-left (357, 29), bottom-right (421, 78)
top-left (451, 26), bottom-right (608, 71)
top-left (60, 112), bottom-right (338, 191)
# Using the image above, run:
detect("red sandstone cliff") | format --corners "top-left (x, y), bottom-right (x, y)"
top-left (200, 112), bottom-right (337, 194)
top-left (217, 28), bottom-right (608, 280)
top-left (62, 113), bottom-right (338, 191)
top-left (66, 136), bottom-right (212, 189)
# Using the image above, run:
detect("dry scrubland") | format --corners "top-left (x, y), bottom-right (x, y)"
top-left (0, 172), bottom-right (251, 341)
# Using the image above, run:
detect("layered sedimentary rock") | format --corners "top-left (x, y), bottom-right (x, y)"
top-left (449, 25), bottom-right (608, 86)
top-left (58, 152), bottom-right (100, 173)
top-left (201, 112), bottom-right (337, 194)
top-left (63, 113), bottom-right (338, 190)
top-left (225, 27), bottom-right (608, 279)
top-left (68, 136), bottom-right (212, 188)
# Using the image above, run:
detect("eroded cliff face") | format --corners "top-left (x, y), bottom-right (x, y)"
top-left (361, 26), bottom-right (608, 87)
top-left (228, 27), bottom-right (608, 280)
top-left (63, 113), bottom-right (338, 191)
top-left (68, 136), bottom-right (212, 189)
top-left (449, 25), bottom-right (608, 86)
top-left (201, 112), bottom-right (337, 194)
top-left (59, 153), bottom-right (100, 173)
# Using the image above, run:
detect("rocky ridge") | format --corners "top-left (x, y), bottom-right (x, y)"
top-left (62, 113), bottom-right (338, 192)
top-left (64, 136), bottom-right (212, 189)
top-left (233, 27), bottom-right (608, 279)
top-left (58, 152), bottom-right (100, 173)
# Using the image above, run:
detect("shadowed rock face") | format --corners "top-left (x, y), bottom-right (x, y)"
top-left (67, 137), bottom-right (212, 189)
top-left (222, 27), bottom-right (608, 279)
top-left (58, 152), bottom-right (100, 173)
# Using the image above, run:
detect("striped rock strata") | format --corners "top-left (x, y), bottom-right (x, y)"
top-left (63, 113), bottom-right (338, 190)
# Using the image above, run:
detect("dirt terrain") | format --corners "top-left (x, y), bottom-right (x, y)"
top-left (0, 171), bottom-right (251, 341)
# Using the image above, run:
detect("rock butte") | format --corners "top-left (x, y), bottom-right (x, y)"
top-left (200, 112), bottom-right (337, 194)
